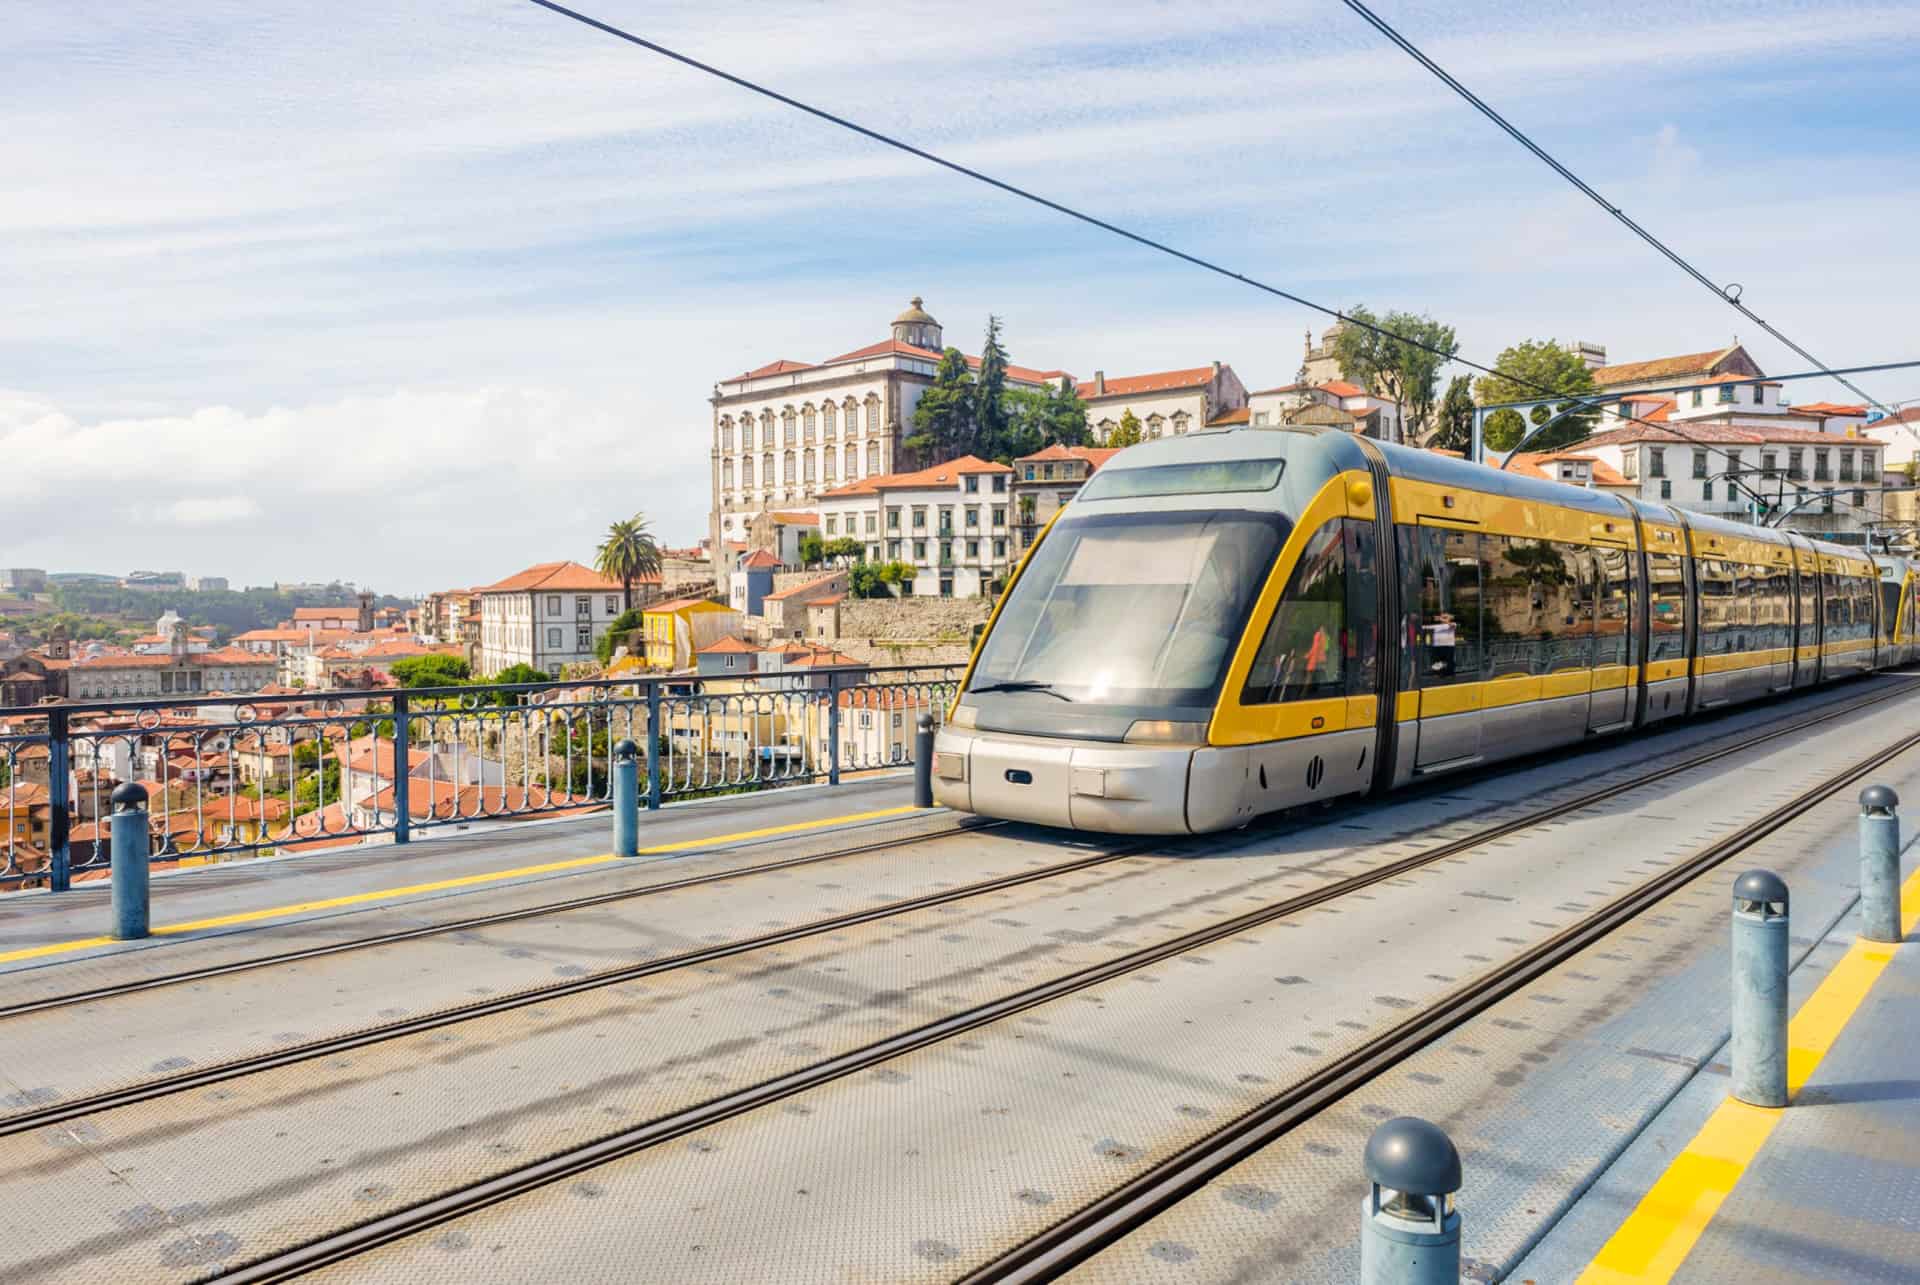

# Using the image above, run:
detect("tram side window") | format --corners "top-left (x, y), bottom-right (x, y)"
top-left (1482, 536), bottom-right (1584, 676)
top-left (1797, 568), bottom-right (1819, 649)
top-left (1242, 523), bottom-right (1344, 703)
top-left (1552, 541), bottom-right (1595, 672)
top-left (1697, 558), bottom-right (1736, 654)
top-left (1762, 566), bottom-right (1793, 651)
top-left (1646, 553), bottom-right (1687, 661)
top-left (1882, 581), bottom-right (1901, 643)
top-left (1594, 547), bottom-right (1631, 668)
top-left (1343, 521), bottom-right (1381, 694)
top-left (1822, 572), bottom-right (1847, 639)
top-left (1405, 527), bottom-right (1482, 685)
top-left (1852, 575), bottom-right (1877, 642)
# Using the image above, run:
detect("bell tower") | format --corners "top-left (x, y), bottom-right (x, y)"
top-left (890, 297), bottom-right (942, 351)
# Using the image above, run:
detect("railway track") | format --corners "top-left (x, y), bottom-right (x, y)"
top-left (194, 682), bottom-right (1920, 1282)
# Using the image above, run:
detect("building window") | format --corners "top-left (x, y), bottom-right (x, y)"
top-left (720, 419), bottom-right (733, 450)
top-left (993, 538), bottom-right (1006, 557)
top-left (1253, 411), bottom-right (1269, 426)
top-left (991, 506), bottom-right (1005, 527)
top-left (576, 625), bottom-right (591, 650)
top-left (605, 596), bottom-right (618, 614)
top-left (967, 540), bottom-right (979, 557)
top-left (546, 627), bottom-right (562, 648)
top-left (802, 405), bottom-right (815, 441)
top-left (1649, 448), bottom-right (1665, 478)
top-left (723, 459), bottom-right (734, 490)
top-left (576, 596), bottom-right (590, 616)
top-left (1718, 383), bottom-right (1735, 403)
top-left (964, 475), bottom-right (978, 493)
top-left (865, 513), bottom-right (876, 533)
top-left (867, 441), bottom-right (880, 474)
top-left (1703, 481), bottom-right (1714, 501)
top-left (822, 402), bottom-right (836, 438)
top-left (547, 595), bottom-right (561, 616)
top-left (1172, 412), bottom-right (1191, 435)
top-left (783, 451), bottom-right (796, 482)
top-left (1789, 449), bottom-right (1805, 479)
top-left (1659, 479), bottom-right (1672, 499)
top-left (803, 452), bottom-right (816, 483)
top-left (1042, 463), bottom-right (1055, 480)
top-left (939, 577), bottom-right (954, 597)
top-left (1753, 385), bottom-right (1767, 406)
top-left (1024, 466), bottom-right (1036, 480)
top-left (823, 451), bottom-right (836, 482)
top-left (940, 541), bottom-right (953, 564)
top-left (763, 452), bottom-right (774, 486)
top-left (912, 508), bottom-right (926, 530)
top-left (965, 508), bottom-right (979, 528)
top-left (992, 475), bottom-right (1006, 493)
top-left (1814, 450), bottom-right (1830, 481)
top-left (865, 399), bottom-right (881, 434)
top-left (889, 540), bottom-right (902, 559)
top-left (1853, 488), bottom-right (1867, 508)
top-left (761, 413), bottom-right (775, 448)
top-left (1692, 450), bottom-right (1707, 479)
top-left (1691, 389), bottom-right (1703, 407)
top-left (913, 541), bottom-right (926, 560)
top-left (1761, 452), bottom-right (1777, 476)
top-left (825, 515), bottom-right (837, 535)
top-left (1840, 450), bottom-right (1855, 482)
top-left (1863, 453), bottom-right (1877, 475)
top-left (782, 408), bottom-right (797, 444)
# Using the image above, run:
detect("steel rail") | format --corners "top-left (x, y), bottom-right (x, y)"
top-left (0, 827), bottom-right (1159, 1138)
top-left (965, 727), bottom-right (1920, 1282)
top-left (0, 816), bottom-right (996, 1021)
top-left (201, 682), bottom-right (1919, 1283)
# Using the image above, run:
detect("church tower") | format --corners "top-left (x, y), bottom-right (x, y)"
top-left (890, 297), bottom-right (943, 351)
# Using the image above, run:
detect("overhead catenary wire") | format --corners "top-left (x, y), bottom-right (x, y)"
top-left (521, 1), bottom-right (1890, 498)
top-left (1336, 0), bottom-right (1905, 429)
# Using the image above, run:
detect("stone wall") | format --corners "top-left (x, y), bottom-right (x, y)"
top-left (771, 570), bottom-right (836, 592)
top-left (837, 595), bottom-right (992, 642)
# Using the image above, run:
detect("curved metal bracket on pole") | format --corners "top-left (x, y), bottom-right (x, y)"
top-left (1495, 396), bottom-right (1609, 469)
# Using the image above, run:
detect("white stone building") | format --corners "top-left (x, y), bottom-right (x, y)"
top-left (709, 298), bottom-right (1067, 575)
top-left (1244, 380), bottom-right (1404, 440)
top-left (1076, 363), bottom-right (1246, 444)
top-left (66, 627), bottom-right (276, 700)
top-left (815, 456), bottom-right (1014, 598)
top-left (474, 561), bottom-right (632, 677)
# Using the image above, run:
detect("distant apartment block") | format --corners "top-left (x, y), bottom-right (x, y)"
top-left (0, 569), bottom-right (47, 594)
top-left (474, 561), bottom-right (638, 676)
top-left (817, 455), bottom-right (1014, 598)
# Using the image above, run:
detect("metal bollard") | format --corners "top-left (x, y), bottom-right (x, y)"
top-left (1359, 1116), bottom-right (1461, 1285)
top-left (612, 739), bottom-right (639, 858)
top-left (1858, 785), bottom-right (1901, 944)
top-left (1731, 869), bottom-right (1790, 1108)
top-left (109, 782), bottom-right (151, 941)
top-left (913, 714), bottom-right (935, 809)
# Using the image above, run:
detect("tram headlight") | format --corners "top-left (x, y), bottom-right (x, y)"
top-left (1121, 719), bottom-right (1208, 746)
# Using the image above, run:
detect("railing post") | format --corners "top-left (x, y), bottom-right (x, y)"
top-left (109, 782), bottom-right (151, 940)
top-left (1858, 785), bottom-right (1901, 943)
top-left (1731, 869), bottom-right (1790, 1108)
top-left (46, 708), bottom-right (71, 892)
top-left (1359, 1116), bottom-right (1461, 1284)
top-left (612, 739), bottom-right (639, 857)
top-left (390, 693), bottom-right (411, 845)
top-left (645, 681), bottom-right (663, 811)
top-left (914, 713), bottom-right (934, 808)
top-left (827, 676), bottom-right (842, 788)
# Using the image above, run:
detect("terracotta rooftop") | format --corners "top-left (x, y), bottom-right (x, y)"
top-left (738, 549), bottom-right (782, 571)
top-left (1077, 366), bottom-right (1219, 399)
top-left (1591, 346), bottom-right (1743, 387)
top-left (765, 574), bottom-right (843, 602)
top-left (1794, 402), bottom-right (1870, 417)
top-left (817, 455), bottom-right (1011, 498)
top-left (477, 561), bottom-right (628, 594)
top-left (1016, 444), bottom-right (1121, 467)
top-left (1504, 452), bottom-right (1631, 487)
top-left (1206, 407), bottom-right (1251, 427)
top-left (768, 511), bottom-right (819, 526)
top-left (700, 636), bottom-right (758, 655)
top-left (1319, 380), bottom-right (1370, 399)
top-left (1578, 421), bottom-right (1868, 448)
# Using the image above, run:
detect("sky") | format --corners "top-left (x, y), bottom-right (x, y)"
top-left (4, 0), bottom-right (1917, 593)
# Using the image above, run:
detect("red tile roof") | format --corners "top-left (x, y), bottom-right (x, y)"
top-left (738, 549), bottom-right (782, 570)
top-left (818, 339), bottom-right (1065, 385)
top-left (768, 511), bottom-right (819, 526)
top-left (1591, 346), bottom-right (1742, 387)
top-left (291, 606), bottom-right (359, 622)
top-left (726, 358), bottom-right (818, 381)
top-left (1504, 452), bottom-right (1631, 487)
top-left (1077, 366), bottom-right (1217, 399)
top-left (477, 561), bottom-right (627, 594)
top-left (1579, 421), bottom-right (1856, 448)
top-left (766, 574), bottom-right (843, 602)
top-left (700, 635), bottom-right (758, 654)
top-left (818, 454), bottom-right (1011, 498)
top-left (1794, 402), bottom-right (1869, 417)
top-left (1016, 444), bottom-right (1121, 467)
top-left (1207, 407), bottom-right (1251, 426)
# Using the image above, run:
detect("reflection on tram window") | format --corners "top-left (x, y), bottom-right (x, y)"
top-left (1241, 518), bottom-right (1378, 704)
top-left (1595, 547), bottom-right (1632, 668)
top-left (1647, 553), bottom-right (1687, 661)
top-left (1404, 527), bottom-right (1481, 685)
top-left (969, 511), bottom-right (1286, 708)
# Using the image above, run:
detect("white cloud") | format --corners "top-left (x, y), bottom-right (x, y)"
top-left (157, 496), bottom-right (262, 527)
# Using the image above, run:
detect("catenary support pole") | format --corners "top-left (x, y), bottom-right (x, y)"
top-left (1731, 869), bottom-right (1790, 1108)
top-left (1858, 785), bottom-right (1901, 943)
top-left (1359, 1116), bottom-right (1462, 1284)
top-left (914, 714), bottom-right (935, 808)
top-left (109, 782), bottom-right (151, 941)
top-left (612, 739), bottom-right (639, 858)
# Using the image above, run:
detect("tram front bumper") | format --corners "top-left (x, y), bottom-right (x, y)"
top-left (933, 727), bottom-right (1251, 835)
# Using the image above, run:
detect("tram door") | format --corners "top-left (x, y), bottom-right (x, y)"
top-left (1589, 546), bottom-right (1633, 731)
top-left (1408, 526), bottom-right (1484, 770)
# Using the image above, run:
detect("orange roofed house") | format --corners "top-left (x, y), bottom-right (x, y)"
top-left (1012, 444), bottom-right (1121, 552)
top-left (816, 455), bottom-right (1014, 598)
top-left (1077, 362), bottom-right (1246, 445)
top-left (708, 297), bottom-right (1070, 577)
top-left (474, 561), bottom-right (641, 677)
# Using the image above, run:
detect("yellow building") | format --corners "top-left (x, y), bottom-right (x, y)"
top-left (639, 597), bottom-right (740, 670)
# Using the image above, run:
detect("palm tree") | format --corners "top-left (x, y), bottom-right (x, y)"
top-left (595, 514), bottom-right (663, 611)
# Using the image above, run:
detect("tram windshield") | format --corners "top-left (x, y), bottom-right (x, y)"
top-left (968, 510), bottom-right (1288, 717)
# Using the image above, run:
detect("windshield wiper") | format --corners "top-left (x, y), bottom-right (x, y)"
top-left (969, 680), bottom-right (1075, 702)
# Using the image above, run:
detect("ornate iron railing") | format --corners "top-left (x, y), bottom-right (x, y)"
top-left (0, 664), bottom-right (959, 893)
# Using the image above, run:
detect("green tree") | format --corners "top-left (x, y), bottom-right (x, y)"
top-left (824, 536), bottom-right (863, 563)
top-left (905, 347), bottom-right (975, 464)
top-left (971, 315), bottom-right (1011, 460)
top-left (1107, 409), bottom-right (1144, 448)
top-left (797, 532), bottom-right (825, 567)
top-left (1431, 375), bottom-right (1478, 453)
top-left (1473, 339), bottom-right (1600, 453)
top-left (487, 662), bottom-right (552, 706)
top-left (1330, 305), bottom-right (1459, 443)
top-left (595, 514), bottom-right (663, 611)
top-left (1002, 376), bottom-right (1091, 461)
top-left (388, 654), bottom-right (471, 688)
top-left (594, 608), bottom-right (646, 663)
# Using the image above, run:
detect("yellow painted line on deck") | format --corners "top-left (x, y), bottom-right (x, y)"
top-left (0, 805), bottom-right (921, 965)
top-left (1579, 866), bottom-right (1920, 1283)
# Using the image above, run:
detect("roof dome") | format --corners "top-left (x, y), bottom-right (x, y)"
top-left (893, 296), bottom-right (937, 325)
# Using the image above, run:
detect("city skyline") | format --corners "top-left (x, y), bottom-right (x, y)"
top-left (6, 0), bottom-right (1918, 585)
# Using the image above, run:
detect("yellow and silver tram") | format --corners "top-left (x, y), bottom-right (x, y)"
top-left (934, 427), bottom-right (1917, 834)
